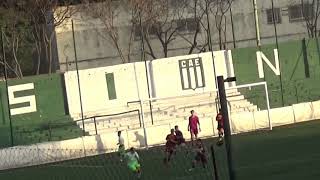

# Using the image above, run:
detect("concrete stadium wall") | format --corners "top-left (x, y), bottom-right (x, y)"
top-left (62, 37), bottom-right (320, 120)
top-left (56, 0), bottom-right (315, 71)
top-left (1, 100), bottom-right (320, 170)
top-left (64, 51), bottom-right (235, 119)
top-left (149, 51), bottom-right (234, 98)
top-left (64, 62), bottom-right (149, 118)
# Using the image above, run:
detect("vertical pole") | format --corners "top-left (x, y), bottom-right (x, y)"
top-left (1, 28), bottom-right (14, 147)
top-left (253, 0), bottom-right (263, 78)
top-left (295, 83), bottom-right (299, 103)
top-left (93, 117), bottom-right (98, 135)
top-left (302, 38), bottom-right (311, 78)
top-left (271, 0), bottom-right (279, 52)
top-left (136, 14), bottom-right (148, 147)
top-left (139, 12), bottom-right (154, 125)
top-left (139, 100), bottom-right (148, 148)
top-left (71, 20), bottom-right (85, 136)
top-left (230, 7), bottom-right (236, 49)
top-left (138, 110), bottom-right (142, 128)
top-left (253, 0), bottom-right (266, 81)
top-left (48, 121), bottom-right (52, 141)
top-left (271, 0), bottom-right (284, 107)
top-left (253, 0), bottom-right (261, 47)
top-left (133, 63), bottom-right (143, 129)
top-left (206, 3), bottom-right (220, 112)
top-left (217, 76), bottom-right (235, 180)
top-left (211, 145), bottom-right (219, 180)
top-left (253, 0), bottom-right (270, 110)
top-left (264, 82), bottom-right (272, 130)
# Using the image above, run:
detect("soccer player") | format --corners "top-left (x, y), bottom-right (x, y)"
top-left (164, 129), bottom-right (177, 165)
top-left (188, 110), bottom-right (201, 145)
top-left (216, 109), bottom-right (224, 138)
top-left (189, 139), bottom-right (207, 171)
top-left (117, 131), bottom-right (125, 162)
top-left (174, 125), bottom-right (186, 146)
top-left (125, 147), bottom-right (141, 178)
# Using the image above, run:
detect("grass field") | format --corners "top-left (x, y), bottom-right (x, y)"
top-left (0, 120), bottom-right (319, 180)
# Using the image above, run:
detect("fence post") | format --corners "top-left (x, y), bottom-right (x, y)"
top-left (48, 122), bottom-right (52, 141)
top-left (93, 117), bottom-right (98, 135)
top-left (71, 20), bottom-right (86, 136)
top-left (210, 145), bottom-right (219, 180)
top-left (295, 84), bottom-right (299, 103)
top-left (139, 100), bottom-right (148, 149)
top-left (217, 76), bottom-right (236, 180)
top-left (1, 28), bottom-right (14, 147)
top-left (138, 110), bottom-right (142, 128)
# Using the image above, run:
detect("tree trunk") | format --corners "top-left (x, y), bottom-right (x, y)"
top-left (48, 40), bottom-right (52, 74)
top-left (12, 36), bottom-right (23, 78)
top-left (218, 28), bottom-right (222, 50)
top-left (164, 42), bottom-right (168, 57)
top-left (36, 42), bottom-right (41, 75)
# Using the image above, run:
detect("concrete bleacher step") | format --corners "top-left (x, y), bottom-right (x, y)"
top-left (229, 100), bottom-right (251, 108)
top-left (226, 90), bottom-right (241, 96)
top-left (75, 89), bottom-right (260, 136)
top-left (148, 93), bottom-right (215, 106)
top-left (82, 92), bottom-right (239, 119)
top-left (79, 103), bottom-right (257, 127)
top-left (226, 95), bottom-right (245, 101)
top-left (75, 90), bottom-right (243, 116)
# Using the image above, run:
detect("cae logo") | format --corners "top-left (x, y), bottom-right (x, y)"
top-left (179, 58), bottom-right (205, 90)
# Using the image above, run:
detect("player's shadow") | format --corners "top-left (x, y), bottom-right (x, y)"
top-left (133, 131), bottom-right (146, 147)
top-left (95, 134), bottom-right (105, 153)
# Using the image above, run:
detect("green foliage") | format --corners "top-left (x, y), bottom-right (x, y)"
top-left (0, 6), bottom-right (35, 77)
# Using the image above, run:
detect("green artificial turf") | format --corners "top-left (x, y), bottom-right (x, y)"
top-left (0, 120), bottom-right (319, 180)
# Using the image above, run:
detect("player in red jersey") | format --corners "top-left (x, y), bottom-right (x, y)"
top-left (189, 139), bottom-right (207, 171)
top-left (188, 110), bottom-right (201, 145)
top-left (174, 125), bottom-right (185, 146)
top-left (164, 129), bottom-right (177, 165)
top-left (216, 109), bottom-right (224, 138)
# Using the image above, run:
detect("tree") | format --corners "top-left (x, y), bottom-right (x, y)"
top-left (60, 0), bottom-right (233, 66)
top-left (210, 0), bottom-right (232, 50)
top-left (301, 0), bottom-right (320, 37)
top-left (81, 0), bottom-right (138, 63)
top-left (137, 0), bottom-right (209, 59)
top-left (0, 1), bottom-right (33, 78)
top-left (0, 0), bottom-right (76, 77)
top-left (177, 0), bottom-right (209, 54)
top-left (26, 0), bottom-right (76, 74)
top-left (138, 0), bottom-right (233, 59)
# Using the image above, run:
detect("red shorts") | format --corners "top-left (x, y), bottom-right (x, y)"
top-left (217, 123), bottom-right (224, 131)
top-left (165, 142), bottom-right (176, 153)
top-left (195, 153), bottom-right (207, 163)
top-left (190, 128), bottom-right (198, 135)
top-left (165, 146), bottom-right (175, 153)
top-left (176, 137), bottom-right (185, 145)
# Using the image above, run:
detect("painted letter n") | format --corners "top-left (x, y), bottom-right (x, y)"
top-left (256, 49), bottom-right (280, 78)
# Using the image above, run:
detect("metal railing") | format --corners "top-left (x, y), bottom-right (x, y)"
top-left (74, 109), bottom-right (141, 135)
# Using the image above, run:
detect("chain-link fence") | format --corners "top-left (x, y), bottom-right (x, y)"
top-left (0, 142), bottom-right (222, 180)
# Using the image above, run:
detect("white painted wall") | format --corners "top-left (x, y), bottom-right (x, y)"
top-left (65, 62), bottom-right (149, 119)
top-left (149, 51), bottom-right (231, 98)
top-left (65, 51), bottom-right (234, 119)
